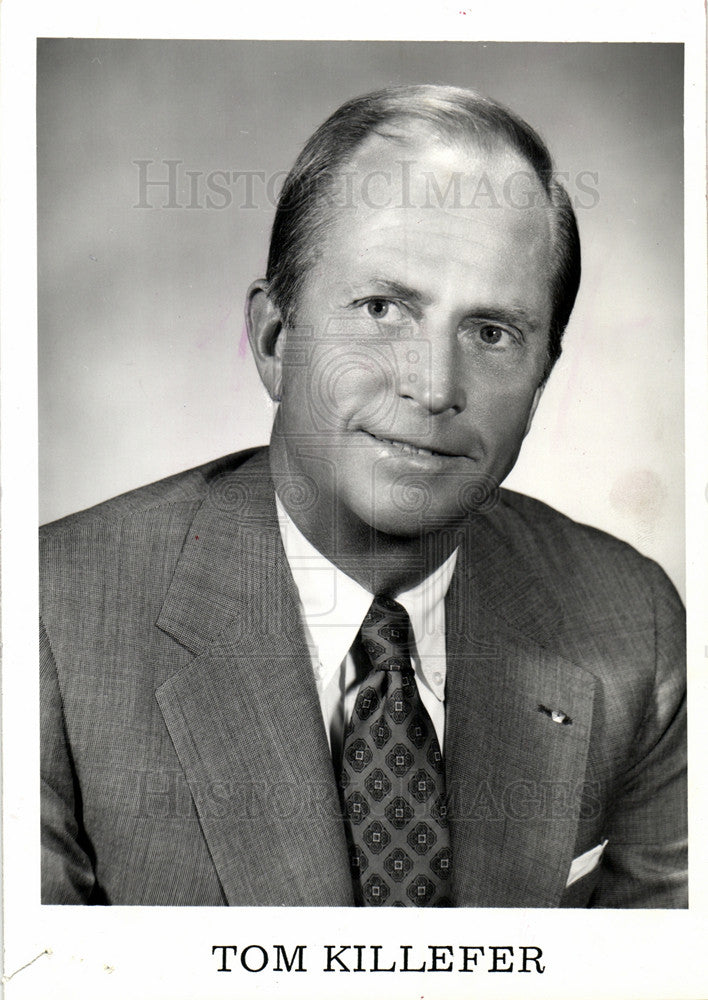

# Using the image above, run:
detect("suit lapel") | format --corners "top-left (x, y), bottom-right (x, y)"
top-left (445, 512), bottom-right (596, 907)
top-left (154, 451), bottom-right (353, 905)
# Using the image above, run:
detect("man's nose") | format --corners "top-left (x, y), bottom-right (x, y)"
top-left (399, 326), bottom-right (467, 415)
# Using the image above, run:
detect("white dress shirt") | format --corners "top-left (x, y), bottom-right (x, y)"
top-left (275, 495), bottom-right (458, 763)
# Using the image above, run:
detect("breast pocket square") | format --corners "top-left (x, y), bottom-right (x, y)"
top-left (566, 839), bottom-right (608, 887)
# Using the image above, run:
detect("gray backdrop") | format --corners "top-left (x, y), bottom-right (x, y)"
top-left (37, 40), bottom-right (684, 594)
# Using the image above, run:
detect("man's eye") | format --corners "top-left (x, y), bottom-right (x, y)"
top-left (479, 324), bottom-right (512, 346)
top-left (366, 299), bottom-right (392, 319)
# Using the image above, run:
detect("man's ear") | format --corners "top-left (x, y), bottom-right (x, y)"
top-left (523, 383), bottom-right (545, 437)
top-left (245, 279), bottom-right (286, 401)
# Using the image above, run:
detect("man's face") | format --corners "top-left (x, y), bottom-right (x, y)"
top-left (268, 135), bottom-right (555, 541)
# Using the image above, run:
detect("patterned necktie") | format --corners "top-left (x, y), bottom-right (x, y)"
top-left (340, 595), bottom-right (451, 906)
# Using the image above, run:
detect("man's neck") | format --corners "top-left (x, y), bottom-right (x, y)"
top-left (269, 463), bottom-right (462, 597)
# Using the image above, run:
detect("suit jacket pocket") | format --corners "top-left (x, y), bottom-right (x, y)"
top-left (559, 860), bottom-right (604, 907)
top-left (559, 840), bottom-right (608, 907)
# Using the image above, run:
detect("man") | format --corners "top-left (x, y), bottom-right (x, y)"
top-left (41, 84), bottom-right (687, 907)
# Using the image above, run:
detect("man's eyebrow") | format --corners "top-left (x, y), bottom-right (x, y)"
top-left (351, 277), bottom-right (431, 306)
top-left (465, 304), bottom-right (541, 329)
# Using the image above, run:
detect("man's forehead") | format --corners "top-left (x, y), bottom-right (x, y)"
top-left (317, 131), bottom-right (555, 249)
top-left (321, 133), bottom-right (552, 257)
top-left (342, 128), bottom-right (547, 197)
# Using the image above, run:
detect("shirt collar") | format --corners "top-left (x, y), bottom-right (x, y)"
top-left (275, 495), bottom-right (457, 698)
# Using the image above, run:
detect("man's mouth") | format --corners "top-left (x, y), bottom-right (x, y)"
top-left (364, 431), bottom-right (459, 459)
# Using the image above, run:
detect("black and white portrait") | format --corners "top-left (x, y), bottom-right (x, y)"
top-left (36, 39), bottom-right (686, 912)
top-left (4, 17), bottom-right (705, 998)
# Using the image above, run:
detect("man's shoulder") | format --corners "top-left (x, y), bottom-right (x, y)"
top-left (497, 486), bottom-right (633, 553)
top-left (494, 486), bottom-right (682, 609)
top-left (40, 447), bottom-right (266, 543)
top-left (40, 447), bottom-right (271, 615)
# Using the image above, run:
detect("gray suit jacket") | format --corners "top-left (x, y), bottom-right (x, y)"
top-left (40, 448), bottom-right (687, 906)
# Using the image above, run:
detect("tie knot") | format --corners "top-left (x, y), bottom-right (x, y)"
top-left (359, 595), bottom-right (414, 673)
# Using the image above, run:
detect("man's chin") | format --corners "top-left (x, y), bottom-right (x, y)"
top-left (355, 503), bottom-right (477, 542)
top-left (355, 480), bottom-right (501, 537)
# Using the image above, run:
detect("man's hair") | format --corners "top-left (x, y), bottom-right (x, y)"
top-left (266, 84), bottom-right (581, 377)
